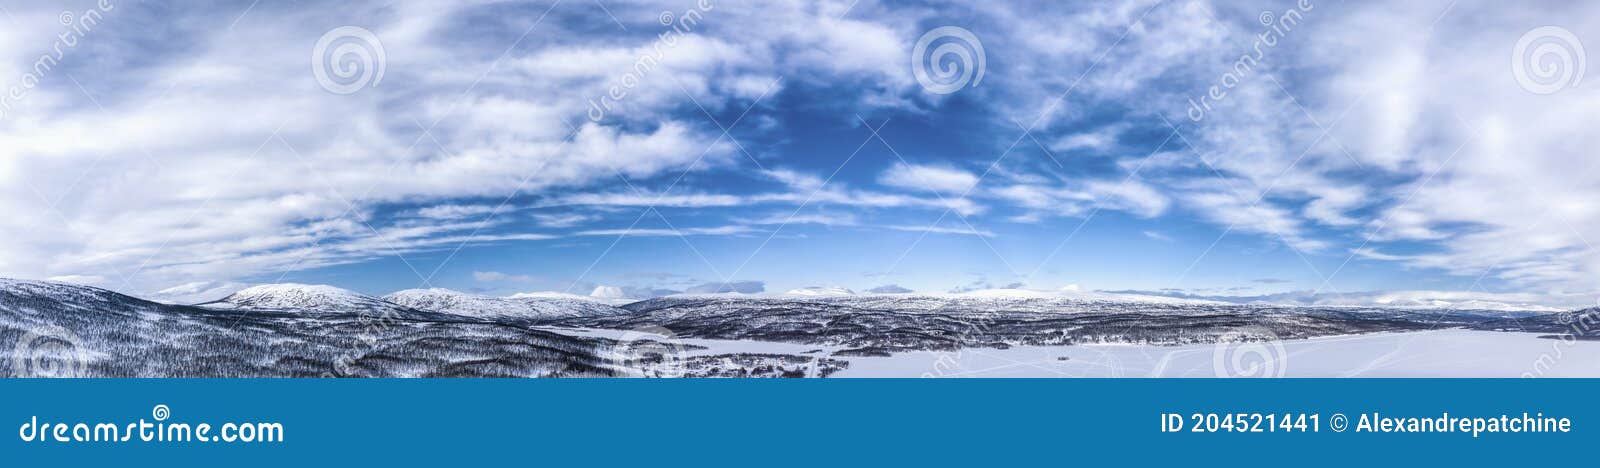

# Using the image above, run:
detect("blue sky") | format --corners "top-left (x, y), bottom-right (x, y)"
top-left (1, 0), bottom-right (1597, 307)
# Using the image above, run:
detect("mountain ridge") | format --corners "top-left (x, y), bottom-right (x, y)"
top-left (385, 288), bottom-right (630, 320)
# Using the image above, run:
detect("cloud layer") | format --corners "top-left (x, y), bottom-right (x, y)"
top-left (1, 0), bottom-right (1597, 305)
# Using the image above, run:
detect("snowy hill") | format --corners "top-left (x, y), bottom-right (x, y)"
top-left (509, 290), bottom-right (637, 307)
top-left (3, 277), bottom-right (1589, 377)
top-left (565, 288), bottom-right (1557, 355)
top-left (783, 286), bottom-right (856, 297)
top-left (587, 285), bottom-right (633, 302)
top-left (947, 287), bottom-right (1225, 305)
top-left (385, 288), bottom-right (630, 320)
top-left (199, 283), bottom-right (431, 318)
top-left (1118, 289), bottom-right (1571, 312)
top-left (1320, 291), bottom-right (1566, 313)
top-left (0, 278), bottom-right (173, 319)
top-left (0, 279), bottom-right (617, 376)
top-left (0, 278), bottom-right (848, 377)
top-left (644, 287), bottom-right (1223, 315)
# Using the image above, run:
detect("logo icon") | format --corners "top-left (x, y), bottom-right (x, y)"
top-left (312, 26), bottom-right (387, 95)
top-left (912, 26), bottom-right (986, 95)
top-left (609, 326), bottom-right (688, 378)
top-left (1512, 26), bottom-right (1586, 95)
top-left (11, 325), bottom-right (87, 378)
top-left (1211, 328), bottom-right (1288, 378)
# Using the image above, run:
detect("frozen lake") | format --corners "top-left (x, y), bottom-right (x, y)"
top-left (832, 329), bottom-right (1600, 378)
top-left (546, 327), bottom-right (1600, 378)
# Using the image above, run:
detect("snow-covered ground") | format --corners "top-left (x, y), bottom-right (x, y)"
top-left (541, 328), bottom-right (1600, 378)
top-left (834, 330), bottom-right (1600, 378)
top-left (202, 283), bottom-right (389, 311)
top-left (387, 288), bottom-right (629, 319)
top-left (7, 278), bottom-right (1594, 378)
top-left (653, 287), bottom-right (1227, 307)
top-left (540, 326), bottom-right (829, 356)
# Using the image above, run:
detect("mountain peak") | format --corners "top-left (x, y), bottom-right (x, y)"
top-left (510, 290), bottom-right (635, 307)
top-left (783, 286), bottom-right (856, 297)
top-left (387, 288), bottom-right (630, 319)
top-left (589, 285), bottom-right (629, 300)
top-left (208, 283), bottom-right (393, 312)
top-left (0, 277), bottom-right (155, 308)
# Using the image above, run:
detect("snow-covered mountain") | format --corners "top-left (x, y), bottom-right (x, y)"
top-left (5, 277), bottom-right (1586, 378)
top-left (199, 283), bottom-right (426, 317)
top-left (385, 288), bottom-right (629, 320)
top-left (0, 278), bottom-right (846, 378)
top-left (562, 288), bottom-right (1561, 354)
top-left (783, 286), bottom-right (856, 297)
top-left (509, 290), bottom-right (637, 307)
top-left (1, 278), bottom-right (171, 318)
top-left (1320, 291), bottom-right (1567, 313)
top-left (947, 287), bottom-right (1225, 305)
top-left (652, 287), bottom-right (1223, 314)
top-left (1, 279), bottom-right (619, 377)
top-left (587, 285), bottom-right (632, 302)
top-left (1107, 288), bottom-right (1572, 312)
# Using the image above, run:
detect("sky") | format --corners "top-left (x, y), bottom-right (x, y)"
top-left (0, 0), bottom-right (1597, 307)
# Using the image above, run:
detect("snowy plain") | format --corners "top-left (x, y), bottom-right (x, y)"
top-left (831, 330), bottom-right (1600, 378)
top-left (542, 327), bottom-right (1600, 378)
top-left (6, 278), bottom-right (1596, 378)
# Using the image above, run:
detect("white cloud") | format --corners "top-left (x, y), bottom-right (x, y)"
top-left (749, 212), bottom-right (860, 227)
top-left (761, 168), bottom-right (825, 191)
top-left (148, 281), bottom-right (249, 304)
top-left (1051, 123), bottom-right (1127, 153)
top-left (413, 204), bottom-right (499, 220)
top-left (0, 1), bottom-right (758, 294)
top-left (1175, 0), bottom-right (1600, 291)
top-left (993, 178), bottom-right (1170, 221)
top-left (540, 191), bottom-right (745, 208)
top-left (576, 225), bottom-right (759, 237)
top-left (473, 271), bottom-right (536, 283)
top-left (879, 163), bottom-right (980, 197)
top-left (1185, 189), bottom-right (1327, 253)
top-left (884, 224), bottom-right (995, 237)
top-left (4, 0), bottom-right (1600, 302)
top-left (532, 212), bottom-right (598, 228)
